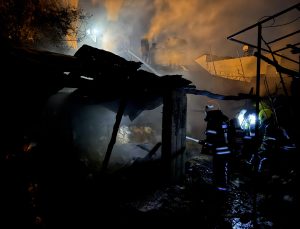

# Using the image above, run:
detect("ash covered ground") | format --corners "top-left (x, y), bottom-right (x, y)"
top-left (3, 141), bottom-right (299, 228)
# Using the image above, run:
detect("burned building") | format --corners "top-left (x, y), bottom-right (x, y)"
top-left (1, 41), bottom-right (196, 227)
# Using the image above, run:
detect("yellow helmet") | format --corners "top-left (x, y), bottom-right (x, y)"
top-left (259, 108), bottom-right (273, 123)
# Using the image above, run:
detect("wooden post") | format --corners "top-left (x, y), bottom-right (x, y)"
top-left (161, 88), bottom-right (187, 182)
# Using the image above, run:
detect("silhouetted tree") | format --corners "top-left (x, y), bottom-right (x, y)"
top-left (0, 0), bottom-right (86, 49)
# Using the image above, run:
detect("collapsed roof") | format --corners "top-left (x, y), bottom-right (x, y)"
top-left (3, 43), bottom-right (194, 120)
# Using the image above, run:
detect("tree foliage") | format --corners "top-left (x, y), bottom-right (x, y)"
top-left (0, 0), bottom-right (86, 50)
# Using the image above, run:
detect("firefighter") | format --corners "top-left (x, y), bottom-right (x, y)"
top-left (258, 104), bottom-right (296, 175)
top-left (203, 105), bottom-right (231, 191)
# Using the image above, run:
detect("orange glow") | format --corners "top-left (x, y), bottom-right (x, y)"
top-left (144, 0), bottom-right (218, 65)
top-left (61, 0), bottom-right (79, 9)
top-left (39, 0), bottom-right (79, 48)
top-left (146, 0), bottom-right (199, 41)
top-left (66, 32), bottom-right (78, 49)
top-left (63, 0), bottom-right (79, 49)
top-left (104, 0), bottom-right (124, 21)
top-left (102, 32), bottom-right (115, 52)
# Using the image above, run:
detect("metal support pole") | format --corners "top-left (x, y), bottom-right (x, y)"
top-left (252, 23), bottom-right (262, 228)
top-left (255, 24), bottom-right (262, 139)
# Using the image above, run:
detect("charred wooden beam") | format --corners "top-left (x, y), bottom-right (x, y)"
top-left (162, 88), bottom-right (187, 182)
top-left (102, 98), bottom-right (127, 172)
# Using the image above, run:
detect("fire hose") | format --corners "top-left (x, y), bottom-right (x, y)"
top-left (186, 136), bottom-right (212, 147)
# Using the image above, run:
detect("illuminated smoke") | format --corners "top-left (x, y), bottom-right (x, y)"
top-left (88, 0), bottom-right (124, 21)
top-left (144, 0), bottom-right (224, 65)
top-left (144, 0), bottom-right (300, 65)
top-left (78, 0), bottom-right (299, 65)
top-left (104, 0), bottom-right (124, 21)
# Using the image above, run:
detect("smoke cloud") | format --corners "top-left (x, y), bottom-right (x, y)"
top-left (103, 0), bottom-right (124, 21)
top-left (78, 0), bottom-right (299, 63)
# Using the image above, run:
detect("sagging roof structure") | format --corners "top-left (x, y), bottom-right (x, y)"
top-left (2, 42), bottom-right (196, 177)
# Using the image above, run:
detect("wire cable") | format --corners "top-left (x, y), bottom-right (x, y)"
top-left (263, 16), bottom-right (300, 28)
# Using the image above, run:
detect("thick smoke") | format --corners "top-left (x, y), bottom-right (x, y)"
top-left (103, 0), bottom-right (124, 21)
top-left (79, 0), bottom-right (299, 63)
